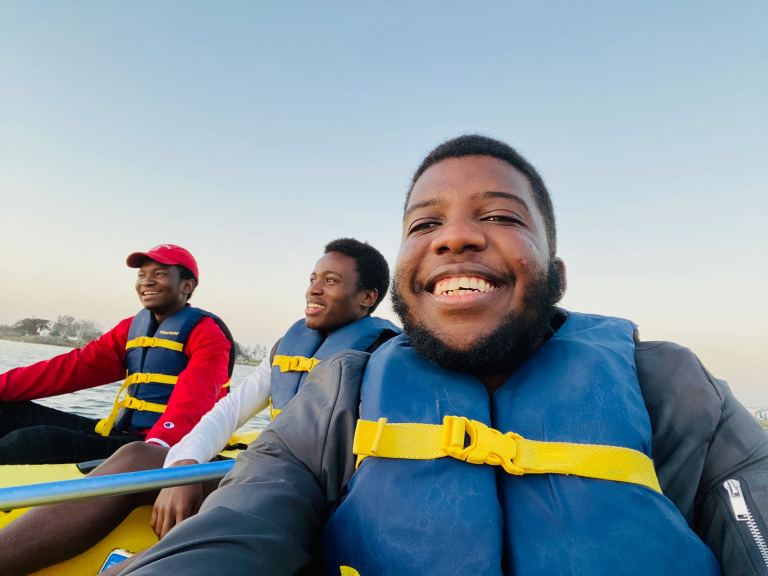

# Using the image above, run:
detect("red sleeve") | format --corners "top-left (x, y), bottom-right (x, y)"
top-left (0, 318), bottom-right (132, 402)
top-left (143, 316), bottom-right (231, 447)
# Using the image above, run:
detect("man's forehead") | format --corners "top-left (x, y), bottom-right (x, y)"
top-left (313, 252), bottom-right (356, 276)
top-left (405, 189), bottom-right (532, 218)
top-left (406, 156), bottom-right (531, 209)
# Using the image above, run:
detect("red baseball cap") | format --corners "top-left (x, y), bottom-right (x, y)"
top-left (126, 244), bottom-right (199, 281)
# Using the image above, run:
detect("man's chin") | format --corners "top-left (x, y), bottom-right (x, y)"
top-left (417, 325), bottom-right (497, 354)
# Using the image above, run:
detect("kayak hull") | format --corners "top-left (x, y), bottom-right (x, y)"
top-left (0, 431), bottom-right (258, 574)
top-left (0, 463), bottom-right (157, 575)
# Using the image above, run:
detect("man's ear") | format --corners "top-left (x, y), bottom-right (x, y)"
top-left (553, 258), bottom-right (566, 302)
top-left (181, 279), bottom-right (197, 299)
top-left (359, 288), bottom-right (378, 311)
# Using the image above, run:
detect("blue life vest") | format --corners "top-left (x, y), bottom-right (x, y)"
top-left (112, 307), bottom-right (232, 433)
top-left (270, 316), bottom-right (399, 417)
top-left (322, 312), bottom-right (719, 575)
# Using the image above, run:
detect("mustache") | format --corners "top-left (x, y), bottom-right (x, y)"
top-left (390, 261), bottom-right (562, 377)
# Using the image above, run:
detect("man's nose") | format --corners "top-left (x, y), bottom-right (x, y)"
top-left (431, 218), bottom-right (486, 254)
top-left (307, 281), bottom-right (323, 295)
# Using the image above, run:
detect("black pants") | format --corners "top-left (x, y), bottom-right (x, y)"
top-left (0, 401), bottom-right (143, 464)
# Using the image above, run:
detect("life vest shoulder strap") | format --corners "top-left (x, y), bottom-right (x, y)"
top-left (272, 354), bottom-right (320, 373)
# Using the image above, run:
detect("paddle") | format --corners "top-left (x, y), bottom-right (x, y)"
top-left (0, 459), bottom-right (235, 511)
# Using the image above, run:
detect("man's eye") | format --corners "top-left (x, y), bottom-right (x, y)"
top-left (326, 278), bottom-right (338, 284)
top-left (482, 214), bottom-right (524, 225)
top-left (407, 220), bottom-right (440, 235)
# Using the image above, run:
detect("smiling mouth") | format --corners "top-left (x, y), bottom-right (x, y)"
top-left (306, 302), bottom-right (325, 310)
top-left (141, 291), bottom-right (161, 296)
top-left (432, 275), bottom-right (498, 297)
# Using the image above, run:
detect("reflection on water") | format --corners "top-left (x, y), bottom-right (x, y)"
top-left (0, 339), bottom-right (268, 432)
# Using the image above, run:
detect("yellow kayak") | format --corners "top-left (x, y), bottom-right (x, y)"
top-left (0, 430), bottom-right (258, 575)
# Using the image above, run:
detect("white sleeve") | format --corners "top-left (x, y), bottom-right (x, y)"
top-left (163, 359), bottom-right (272, 467)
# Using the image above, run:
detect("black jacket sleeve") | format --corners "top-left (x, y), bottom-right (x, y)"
top-left (117, 351), bottom-right (368, 576)
top-left (637, 340), bottom-right (768, 575)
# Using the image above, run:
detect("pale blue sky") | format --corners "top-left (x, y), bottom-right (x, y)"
top-left (1, 2), bottom-right (766, 404)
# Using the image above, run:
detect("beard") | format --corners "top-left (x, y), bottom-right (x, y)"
top-left (391, 261), bottom-right (562, 378)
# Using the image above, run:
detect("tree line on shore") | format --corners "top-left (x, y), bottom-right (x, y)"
top-left (0, 316), bottom-right (266, 365)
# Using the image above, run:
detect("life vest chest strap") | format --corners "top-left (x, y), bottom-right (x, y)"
top-left (353, 416), bottom-right (662, 493)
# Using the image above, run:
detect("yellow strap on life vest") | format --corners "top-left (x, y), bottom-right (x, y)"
top-left (96, 378), bottom-right (131, 436)
top-left (272, 354), bottom-right (320, 373)
top-left (269, 397), bottom-right (282, 420)
top-left (96, 372), bottom-right (179, 437)
top-left (340, 567), bottom-right (361, 576)
top-left (269, 356), bottom-right (320, 419)
top-left (124, 372), bottom-right (179, 386)
top-left (353, 416), bottom-right (662, 493)
top-left (125, 336), bottom-right (184, 352)
top-left (121, 394), bottom-right (167, 414)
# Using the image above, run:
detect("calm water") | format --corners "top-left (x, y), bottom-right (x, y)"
top-left (0, 339), bottom-right (269, 432)
top-left (3, 339), bottom-right (766, 433)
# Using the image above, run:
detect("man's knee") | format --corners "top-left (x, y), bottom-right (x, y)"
top-left (94, 441), bottom-right (168, 476)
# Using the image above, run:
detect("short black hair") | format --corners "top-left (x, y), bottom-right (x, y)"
top-left (324, 238), bottom-right (390, 314)
top-left (177, 265), bottom-right (196, 282)
top-left (407, 134), bottom-right (557, 256)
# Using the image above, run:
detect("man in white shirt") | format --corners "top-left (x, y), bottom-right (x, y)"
top-left (153, 238), bottom-right (398, 537)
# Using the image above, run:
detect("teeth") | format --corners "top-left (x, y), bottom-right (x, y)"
top-left (307, 303), bottom-right (324, 309)
top-left (142, 291), bottom-right (160, 296)
top-left (433, 276), bottom-right (496, 296)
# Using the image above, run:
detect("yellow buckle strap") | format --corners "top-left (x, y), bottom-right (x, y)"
top-left (124, 372), bottom-right (179, 386)
top-left (122, 394), bottom-right (167, 414)
top-left (442, 415), bottom-right (524, 475)
top-left (353, 416), bottom-right (662, 493)
top-left (272, 355), bottom-right (320, 373)
top-left (125, 336), bottom-right (184, 352)
top-left (96, 379), bottom-right (131, 436)
top-left (96, 372), bottom-right (177, 437)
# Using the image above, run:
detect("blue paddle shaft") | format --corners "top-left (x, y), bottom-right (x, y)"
top-left (0, 459), bottom-right (235, 510)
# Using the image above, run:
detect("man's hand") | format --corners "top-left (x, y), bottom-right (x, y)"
top-left (151, 459), bottom-right (203, 538)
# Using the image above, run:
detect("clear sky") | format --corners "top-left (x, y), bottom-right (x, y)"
top-left (1, 2), bottom-right (766, 405)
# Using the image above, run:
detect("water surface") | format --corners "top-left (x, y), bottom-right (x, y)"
top-left (0, 339), bottom-right (268, 431)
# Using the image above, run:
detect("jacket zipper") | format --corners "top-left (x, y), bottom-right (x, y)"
top-left (723, 478), bottom-right (768, 569)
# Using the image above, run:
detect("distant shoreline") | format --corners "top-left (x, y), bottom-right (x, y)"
top-left (0, 335), bottom-right (77, 349)
top-left (0, 336), bottom-right (261, 366)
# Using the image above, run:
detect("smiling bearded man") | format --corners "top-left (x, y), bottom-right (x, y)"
top-left (115, 136), bottom-right (768, 576)
top-left (391, 260), bottom-right (561, 378)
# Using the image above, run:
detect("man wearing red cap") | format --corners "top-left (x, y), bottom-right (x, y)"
top-left (0, 244), bottom-right (234, 464)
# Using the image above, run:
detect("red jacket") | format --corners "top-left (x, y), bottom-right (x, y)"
top-left (0, 315), bottom-right (231, 447)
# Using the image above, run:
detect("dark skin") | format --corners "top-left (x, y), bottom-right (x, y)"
top-left (0, 260), bottom-right (198, 576)
top-left (397, 155), bottom-right (566, 392)
top-left (305, 251), bottom-right (377, 333)
top-left (135, 260), bottom-right (196, 323)
top-left (149, 252), bottom-right (377, 540)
